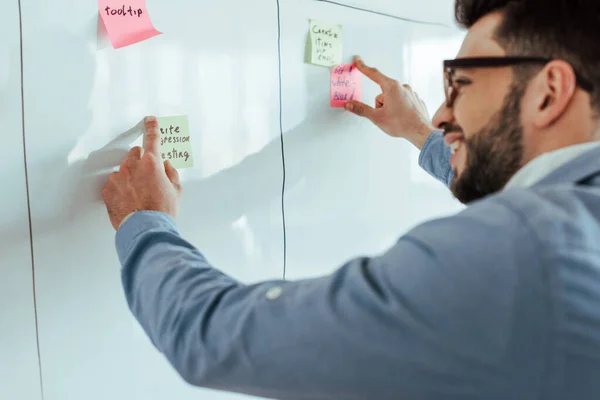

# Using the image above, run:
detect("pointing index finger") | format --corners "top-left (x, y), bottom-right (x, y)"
top-left (143, 116), bottom-right (161, 156)
top-left (353, 55), bottom-right (390, 88)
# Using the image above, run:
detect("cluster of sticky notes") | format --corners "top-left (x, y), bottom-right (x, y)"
top-left (98, 0), bottom-right (161, 49)
top-left (157, 116), bottom-right (194, 169)
top-left (308, 19), bottom-right (343, 67)
top-left (307, 19), bottom-right (362, 107)
top-left (330, 64), bottom-right (362, 108)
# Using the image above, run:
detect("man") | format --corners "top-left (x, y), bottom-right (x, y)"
top-left (103, 0), bottom-right (600, 398)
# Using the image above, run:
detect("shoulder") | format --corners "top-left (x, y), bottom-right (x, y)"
top-left (384, 193), bottom-right (542, 306)
top-left (489, 184), bottom-right (600, 251)
top-left (402, 191), bottom-right (538, 264)
top-left (405, 184), bottom-right (600, 265)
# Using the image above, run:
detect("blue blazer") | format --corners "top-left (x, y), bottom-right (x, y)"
top-left (117, 131), bottom-right (600, 400)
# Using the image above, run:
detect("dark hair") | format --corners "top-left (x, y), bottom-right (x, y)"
top-left (455, 0), bottom-right (600, 111)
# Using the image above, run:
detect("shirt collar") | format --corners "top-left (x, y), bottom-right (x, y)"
top-left (504, 141), bottom-right (600, 190)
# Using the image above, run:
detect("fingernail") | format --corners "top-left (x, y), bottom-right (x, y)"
top-left (355, 56), bottom-right (362, 63)
top-left (145, 116), bottom-right (157, 123)
top-left (345, 103), bottom-right (354, 111)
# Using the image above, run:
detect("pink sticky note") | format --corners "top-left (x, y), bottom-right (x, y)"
top-left (98, 0), bottom-right (162, 49)
top-left (330, 64), bottom-right (362, 108)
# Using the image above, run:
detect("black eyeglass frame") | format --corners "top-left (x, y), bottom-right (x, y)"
top-left (442, 56), bottom-right (595, 108)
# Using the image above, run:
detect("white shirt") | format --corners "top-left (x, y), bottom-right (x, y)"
top-left (504, 141), bottom-right (600, 190)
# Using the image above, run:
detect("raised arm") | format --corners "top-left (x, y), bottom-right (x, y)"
top-left (115, 195), bottom-right (539, 399)
top-left (419, 130), bottom-right (454, 186)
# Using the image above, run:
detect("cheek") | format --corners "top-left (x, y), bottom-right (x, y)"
top-left (455, 145), bottom-right (468, 175)
top-left (455, 97), bottom-right (492, 136)
top-left (454, 83), bottom-right (508, 136)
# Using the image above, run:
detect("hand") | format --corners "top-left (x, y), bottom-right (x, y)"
top-left (344, 56), bottom-right (436, 149)
top-left (102, 116), bottom-right (182, 230)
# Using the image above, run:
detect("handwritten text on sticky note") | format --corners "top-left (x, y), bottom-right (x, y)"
top-left (158, 116), bottom-right (194, 169)
top-left (309, 20), bottom-right (342, 67)
top-left (331, 64), bottom-right (362, 108)
top-left (98, 0), bottom-right (162, 49)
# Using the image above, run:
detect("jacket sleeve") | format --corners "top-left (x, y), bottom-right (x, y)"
top-left (116, 197), bottom-right (542, 400)
top-left (419, 130), bottom-right (454, 187)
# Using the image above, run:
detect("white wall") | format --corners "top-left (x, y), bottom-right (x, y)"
top-left (0, 1), bottom-right (42, 399)
top-left (4, 0), bottom-right (464, 399)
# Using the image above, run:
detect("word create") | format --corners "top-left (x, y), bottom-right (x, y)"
top-left (154, 116), bottom-right (194, 169)
top-left (308, 19), bottom-right (342, 67)
top-left (330, 64), bottom-right (362, 108)
top-left (98, 0), bottom-right (162, 49)
top-left (104, 5), bottom-right (143, 17)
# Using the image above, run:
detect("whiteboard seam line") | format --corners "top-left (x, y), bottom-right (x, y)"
top-left (17, 0), bottom-right (45, 398)
top-left (276, 0), bottom-right (288, 280)
top-left (314, 0), bottom-right (449, 27)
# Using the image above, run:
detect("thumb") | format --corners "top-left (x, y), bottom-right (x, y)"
top-left (164, 160), bottom-right (181, 188)
top-left (345, 101), bottom-right (376, 120)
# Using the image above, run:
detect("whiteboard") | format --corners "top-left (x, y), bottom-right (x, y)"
top-left (312, 0), bottom-right (457, 27)
top-left (280, 0), bottom-right (464, 279)
top-left (16, 0), bottom-right (464, 399)
top-left (0, 1), bottom-right (42, 399)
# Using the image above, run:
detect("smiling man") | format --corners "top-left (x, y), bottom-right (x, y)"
top-left (347, 2), bottom-right (600, 206)
top-left (103, 1), bottom-right (600, 399)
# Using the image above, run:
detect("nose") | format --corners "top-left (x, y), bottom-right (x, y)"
top-left (432, 102), bottom-right (454, 130)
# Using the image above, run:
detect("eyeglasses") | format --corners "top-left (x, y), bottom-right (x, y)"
top-left (443, 56), bottom-right (595, 108)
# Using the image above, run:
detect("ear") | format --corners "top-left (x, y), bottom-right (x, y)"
top-left (532, 60), bottom-right (577, 128)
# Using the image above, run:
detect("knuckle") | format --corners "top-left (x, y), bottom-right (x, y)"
top-left (130, 146), bottom-right (142, 157)
top-left (142, 153), bottom-right (160, 169)
top-left (146, 131), bottom-right (159, 142)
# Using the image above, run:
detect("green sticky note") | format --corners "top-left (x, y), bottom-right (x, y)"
top-left (157, 115), bottom-right (194, 169)
top-left (308, 19), bottom-right (342, 67)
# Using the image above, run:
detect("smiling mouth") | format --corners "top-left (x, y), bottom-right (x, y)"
top-left (450, 141), bottom-right (461, 155)
top-left (444, 130), bottom-right (465, 155)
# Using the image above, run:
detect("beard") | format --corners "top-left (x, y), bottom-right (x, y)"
top-left (450, 83), bottom-right (526, 204)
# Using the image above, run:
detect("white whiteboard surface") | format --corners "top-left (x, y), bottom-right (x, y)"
top-left (15, 0), bottom-right (465, 399)
top-left (313, 0), bottom-right (457, 27)
top-left (280, 0), bottom-right (464, 279)
top-left (22, 0), bottom-right (281, 398)
top-left (0, 2), bottom-right (42, 399)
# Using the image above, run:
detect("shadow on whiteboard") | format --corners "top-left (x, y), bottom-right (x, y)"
top-left (179, 98), bottom-right (357, 228)
top-left (56, 94), bottom-right (356, 236)
top-left (96, 14), bottom-right (112, 51)
top-left (63, 119), bottom-right (144, 218)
